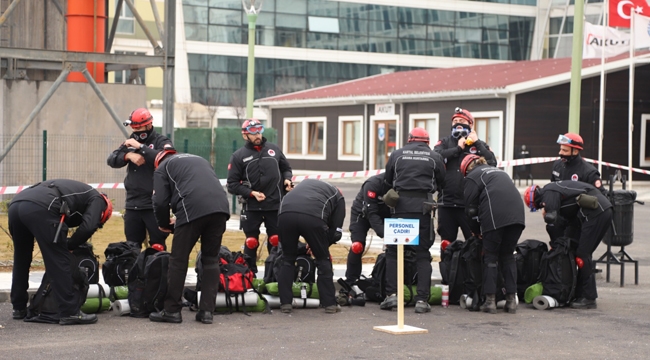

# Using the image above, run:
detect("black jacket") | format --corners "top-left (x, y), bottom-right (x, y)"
top-left (152, 153), bottom-right (230, 229)
top-left (434, 135), bottom-right (496, 207)
top-left (350, 173), bottom-right (392, 238)
top-left (539, 180), bottom-right (612, 223)
top-left (227, 138), bottom-right (293, 211)
top-left (463, 165), bottom-right (525, 234)
top-left (107, 129), bottom-right (173, 209)
top-left (551, 154), bottom-right (605, 193)
top-left (384, 141), bottom-right (446, 213)
top-left (279, 179), bottom-right (346, 243)
top-left (10, 179), bottom-right (108, 249)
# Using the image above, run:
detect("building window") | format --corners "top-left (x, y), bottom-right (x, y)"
top-left (472, 111), bottom-right (503, 161)
top-left (116, 4), bottom-right (135, 35)
top-left (338, 116), bottom-right (363, 161)
top-left (284, 117), bottom-right (327, 160)
top-left (409, 113), bottom-right (439, 149)
top-left (639, 114), bottom-right (650, 167)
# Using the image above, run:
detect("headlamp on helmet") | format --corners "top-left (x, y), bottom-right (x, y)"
top-left (124, 108), bottom-right (153, 128)
top-left (452, 107), bottom-right (474, 127)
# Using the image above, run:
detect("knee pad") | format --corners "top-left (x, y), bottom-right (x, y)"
top-left (245, 237), bottom-right (259, 249)
top-left (201, 255), bottom-right (220, 270)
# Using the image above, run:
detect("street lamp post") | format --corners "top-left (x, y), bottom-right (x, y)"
top-left (243, 0), bottom-right (264, 119)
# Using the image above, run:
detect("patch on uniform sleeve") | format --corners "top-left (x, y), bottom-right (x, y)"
top-left (595, 179), bottom-right (602, 188)
top-left (571, 174), bottom-right (578, 181)
top-left (367, 190), bottom-right (376, 199)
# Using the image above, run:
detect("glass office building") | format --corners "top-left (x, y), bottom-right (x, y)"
top-left (182, 0), bottom-right (539, 107)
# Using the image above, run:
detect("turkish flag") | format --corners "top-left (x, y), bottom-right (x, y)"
top-left (367, 190), bottom-right (376, 199)
top-left (610, 0), bottom-right (648, 28)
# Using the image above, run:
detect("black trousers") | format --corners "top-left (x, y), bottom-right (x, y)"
top-left (437, 206), bottom-right (472, 242)
top-left (241, 209), bottom-right (279, 271)
top-left (575, 209), bottom-right (613, 300)
top-left (164, 212), bottom-right (228, 313)
top-left (123, 209), bottom-right (170, 249)
top-left (482, 224), bottom-right (524, 295)
top-left (385, 212), bottom-right (434, 302)
top-left (9, 201), bottom-right (80, 317)
top-left (345, 216), bottom-right (372, 282)
top-left (277, 213), bottom-right (336, 307)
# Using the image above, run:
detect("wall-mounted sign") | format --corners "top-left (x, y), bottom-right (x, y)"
top-left (375, 103), bottom-right (395, 116)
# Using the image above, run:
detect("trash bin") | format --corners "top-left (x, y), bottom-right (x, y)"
top-left (602, 190), bottom-right (637, 247)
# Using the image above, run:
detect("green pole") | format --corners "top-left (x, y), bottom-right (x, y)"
top-left (183, 138), bottom-right (189, 153)
top-left (42, 130), bottom-right (47, 181)
top-left (231, 140), bottom-right (238, 214)
top-left (245, 13), bottom-right (258, 119)
top-left (568, 0), bottom-right (585, 133)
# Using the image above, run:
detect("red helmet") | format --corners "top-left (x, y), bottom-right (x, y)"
top-left (460, 154), bottom-right (481, 177)
top-left (523, 185), bottom-right (540, 211)
top-left (154, 148), bottom-right (177, 169)
top-left (124, 108), bottom-right (153, 127)
top-left (99, 193), bottom-right (113, 225)
top-left (556, 133), bottom-right (583, 150)
top-left (241, 119), bottom-right (264, 135)
top-left (408, 127), bottom-right (429, 144)
top-left (452, 107), bottom-right (474, 127)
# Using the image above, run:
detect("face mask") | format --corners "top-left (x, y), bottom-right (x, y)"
top-left (559, 153), bottom-right (578, 163)
top-left (451, 124), bottom-right (471, 139)
top-left (131, 127), bottom-right (154, 141)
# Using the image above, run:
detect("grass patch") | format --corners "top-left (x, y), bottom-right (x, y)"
top-left (0, 214), bottom-right (381, 271)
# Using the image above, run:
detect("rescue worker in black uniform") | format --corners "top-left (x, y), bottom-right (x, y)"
top-left (277, 179), bottom-right (346, 314)
top-left (107, 108), bottom-right (174, 249)
top-left (434, 107), bottom-right (496, 243)
top-left (150, 150), bottom-right (230, 324)
top-left (462, 155), bottom-right (525, 314)
top-left (344, 173), bottom-right (391, 284)
top-left (227, 119), bottom-right (293, 273)
top-left (381, 127), bottom-right (446, 313)
top-left (9, 179), bottom-right (113, 324)
top-left (551, 133), bottom-right (605, 193)
top-left (524, 181), bottom-right (613, 309)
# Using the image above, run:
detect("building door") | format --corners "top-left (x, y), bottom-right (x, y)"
top-left (374, 120), bottom-right (397, 169)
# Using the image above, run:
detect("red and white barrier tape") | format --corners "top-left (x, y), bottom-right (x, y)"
top-left (0, 157), bottom-right (647, 195)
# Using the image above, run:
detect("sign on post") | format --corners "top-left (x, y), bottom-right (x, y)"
top-left (374, 218), bottom-right (428, 335)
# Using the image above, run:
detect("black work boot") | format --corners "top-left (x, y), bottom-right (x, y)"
top-left (504, 293), bottom-right (517, 314)
top-left (149, 309), bottom-right (182, 323)
top-left (195, 310), bottom-right (213, 324)
top-left (570, 298), bottom-right (597, 309)
top-left (59, 311), bottom-right (98, 325)
top-left (481, 294), bottom-right (497, 314)
top-left (12, 309), bottom-right (27, 320)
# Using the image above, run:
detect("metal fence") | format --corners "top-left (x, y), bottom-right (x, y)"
top-left (0, 128), bottom-right (277, 211)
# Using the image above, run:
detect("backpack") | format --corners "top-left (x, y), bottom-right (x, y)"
top-left (128, 248), bottom-right (170, 318)
top-left (103, 241), bottom-right (140, 287)
top-left (73, 243), bottom-right (100, 284)
top-left (24, 266), bottom-right (89, 324)
top-left (263, 243), bottom-right (316, 285)
top-left (539, 237), bottom-right (577, 305)
top-left (439, 240), bottom-right (466, 305)
top-left (515, 239), bottom-right (549, 301)
top-left (357, 248), bottom-right (418, 303)
top-left (461, 236), bottom-right (484, 310)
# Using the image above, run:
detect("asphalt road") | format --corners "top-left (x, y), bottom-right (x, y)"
top-left (1, 184), bottom-right (649, 358)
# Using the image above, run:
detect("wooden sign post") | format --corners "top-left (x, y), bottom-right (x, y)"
top-left (374, 218), bottom-right (428, 335)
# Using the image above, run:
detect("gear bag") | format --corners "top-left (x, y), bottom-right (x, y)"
top-left (24, 266), bottom-right (89, 324)
top-left (73, 243), bottom-right (100, 284)
top-left (439, 239), bottom-right (466, 305)
top-left (103, 241), bottom-right (140, 287)
top-left (515, 239), bottom-right (548, 301)
top-left (127, 248), bottom-right (170, 318)
top-left (539, 237), bottom-right (577, 306)
top-left (263, 242), bottom-right (316, 285)
top-left (357, 248), bottom-right (417, 303)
